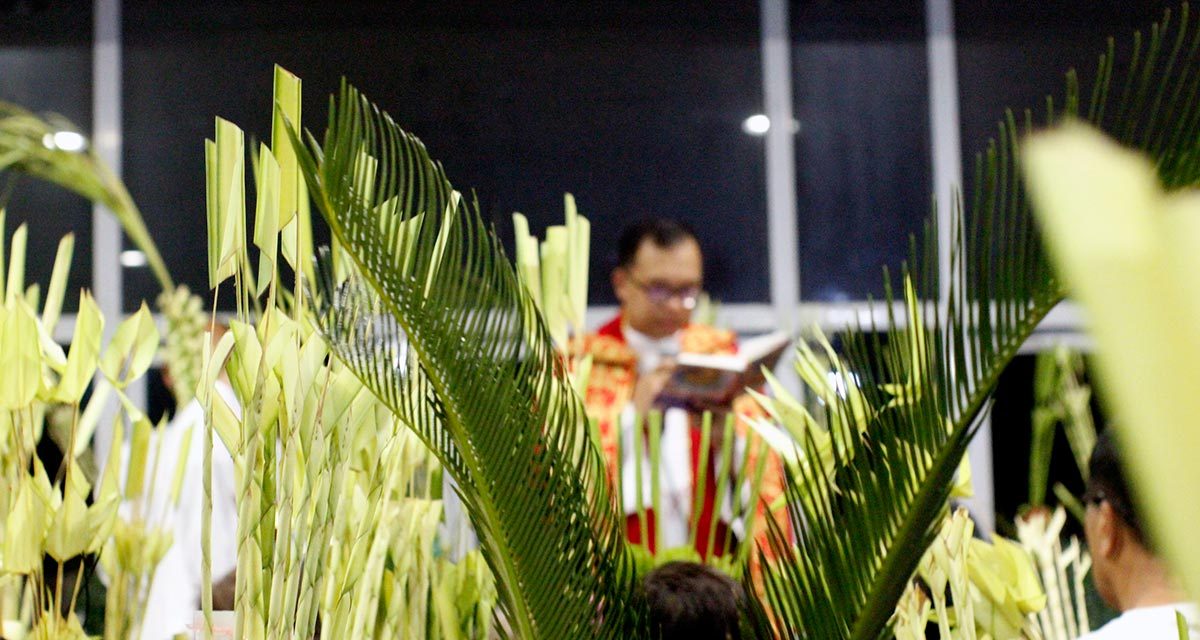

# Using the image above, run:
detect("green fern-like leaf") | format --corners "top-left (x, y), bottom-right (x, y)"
top-left (285, 81), bottom-right (643, 639)
top-left (759, 4), bottom-right (1200, 639)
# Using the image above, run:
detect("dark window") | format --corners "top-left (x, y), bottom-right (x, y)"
top-left (956, 1), bottom-right (1182, 193)
top-left (121, 1), bottom-right (768, 309)
top-left (791, 1), bottom-right (931, 302)
top-left (0, 0), bottom-right (92, 313)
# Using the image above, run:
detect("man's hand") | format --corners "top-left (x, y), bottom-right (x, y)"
top-left (632, 359), bottom-right (676, 418)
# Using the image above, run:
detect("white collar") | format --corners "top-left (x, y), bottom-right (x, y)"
top-left (622, 323), bottom-right (681, 374)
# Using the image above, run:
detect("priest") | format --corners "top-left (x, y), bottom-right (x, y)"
top-left (574, 219), bottom-right (785, 558)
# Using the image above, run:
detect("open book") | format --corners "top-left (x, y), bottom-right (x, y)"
top-left (657, 330), bottom-right (792, 411)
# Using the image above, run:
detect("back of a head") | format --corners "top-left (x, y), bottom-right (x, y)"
top-left (642, 561), bottom-right (743, 640)
top-left (617, 219), bottom-right (699, 269)
top-left (1087, 429), bottom-right (1149, 548)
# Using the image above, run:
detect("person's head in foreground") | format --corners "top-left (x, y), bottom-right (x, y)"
top-left (1083, 429), bottom-right (1196, 635)
top-left (613, 219), bottom-right (703, 340)
top-left (642, 561), bottom-right (743, 640)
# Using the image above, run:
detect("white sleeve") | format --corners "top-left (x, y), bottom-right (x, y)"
top-left (618, 405), bottom-right (693, 548)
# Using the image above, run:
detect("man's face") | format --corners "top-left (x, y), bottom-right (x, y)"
top-left (613, 238), bottom-right (703, 339)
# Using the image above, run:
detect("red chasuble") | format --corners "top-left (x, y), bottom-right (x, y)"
top-left (573, 315), bottom-right (787, 560)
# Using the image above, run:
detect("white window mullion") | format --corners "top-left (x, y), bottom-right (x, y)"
top-left (760, 0), bottom-right (803, 396)
top-left (92, 0), bottom-right (131, 467)
top-left (927, 0), bottom-right (995, 535)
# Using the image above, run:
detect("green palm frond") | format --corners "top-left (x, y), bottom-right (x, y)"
top-left (759, 4), bottom-right (1200, 638)
top-left (285, 81), bottom-right (641, 639)
top-left (0, 103), bottom-right (173, 292)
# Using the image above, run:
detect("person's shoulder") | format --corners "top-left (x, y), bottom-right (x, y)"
top-left (1075, 615), bottom-right (1132, 640)
top-left (1076, 622), bottom-right (1119, 640)
top-left (570, 314), bottom-right (636, 365)
top-left (1081, 605), bottom-right (1200, 640)
top-left (680, 323), bottom-right (736, 355)
top-left (571, 333), bottom-right (636, 366)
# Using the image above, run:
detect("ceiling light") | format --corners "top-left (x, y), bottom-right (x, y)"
top-left (742, 114), bottom-right (771, 136)
top-left (42, 130), bottom-right (87, 152)
top-left (119, 250), bottom-right (147, 268)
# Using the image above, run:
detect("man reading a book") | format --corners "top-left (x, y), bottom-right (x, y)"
top-left (574, 219), bottom-right (785, 559)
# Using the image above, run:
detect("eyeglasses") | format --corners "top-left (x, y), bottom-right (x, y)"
top-left (1082, 487), bottom-right (1107, 506)
top-left (1081, 486), bottom-right (1140, 530)
top-left (627, 275), bottom-right (701, 310)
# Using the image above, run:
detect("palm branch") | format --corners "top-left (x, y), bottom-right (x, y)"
top-left (284, 81), bottom-right (643, 639)
top-left (757, 4), bottom-right (1200, 638)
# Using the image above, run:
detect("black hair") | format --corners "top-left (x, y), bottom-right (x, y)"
top-left (617, 219), bottom-right (699, 269)
top-left (1086, 429), bottom-right (1149, 547)
top-left (642, 561), bottom-right (743, 640)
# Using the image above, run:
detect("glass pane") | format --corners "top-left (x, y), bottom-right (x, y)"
top-left (956, 1), bottom-right (1180, 187)
top-left (792, 2), bottom-right (931, 302)
top-left (0, 0), bottom-right (92, 313)
top-left (122, 1), bottom-right (768, 310)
